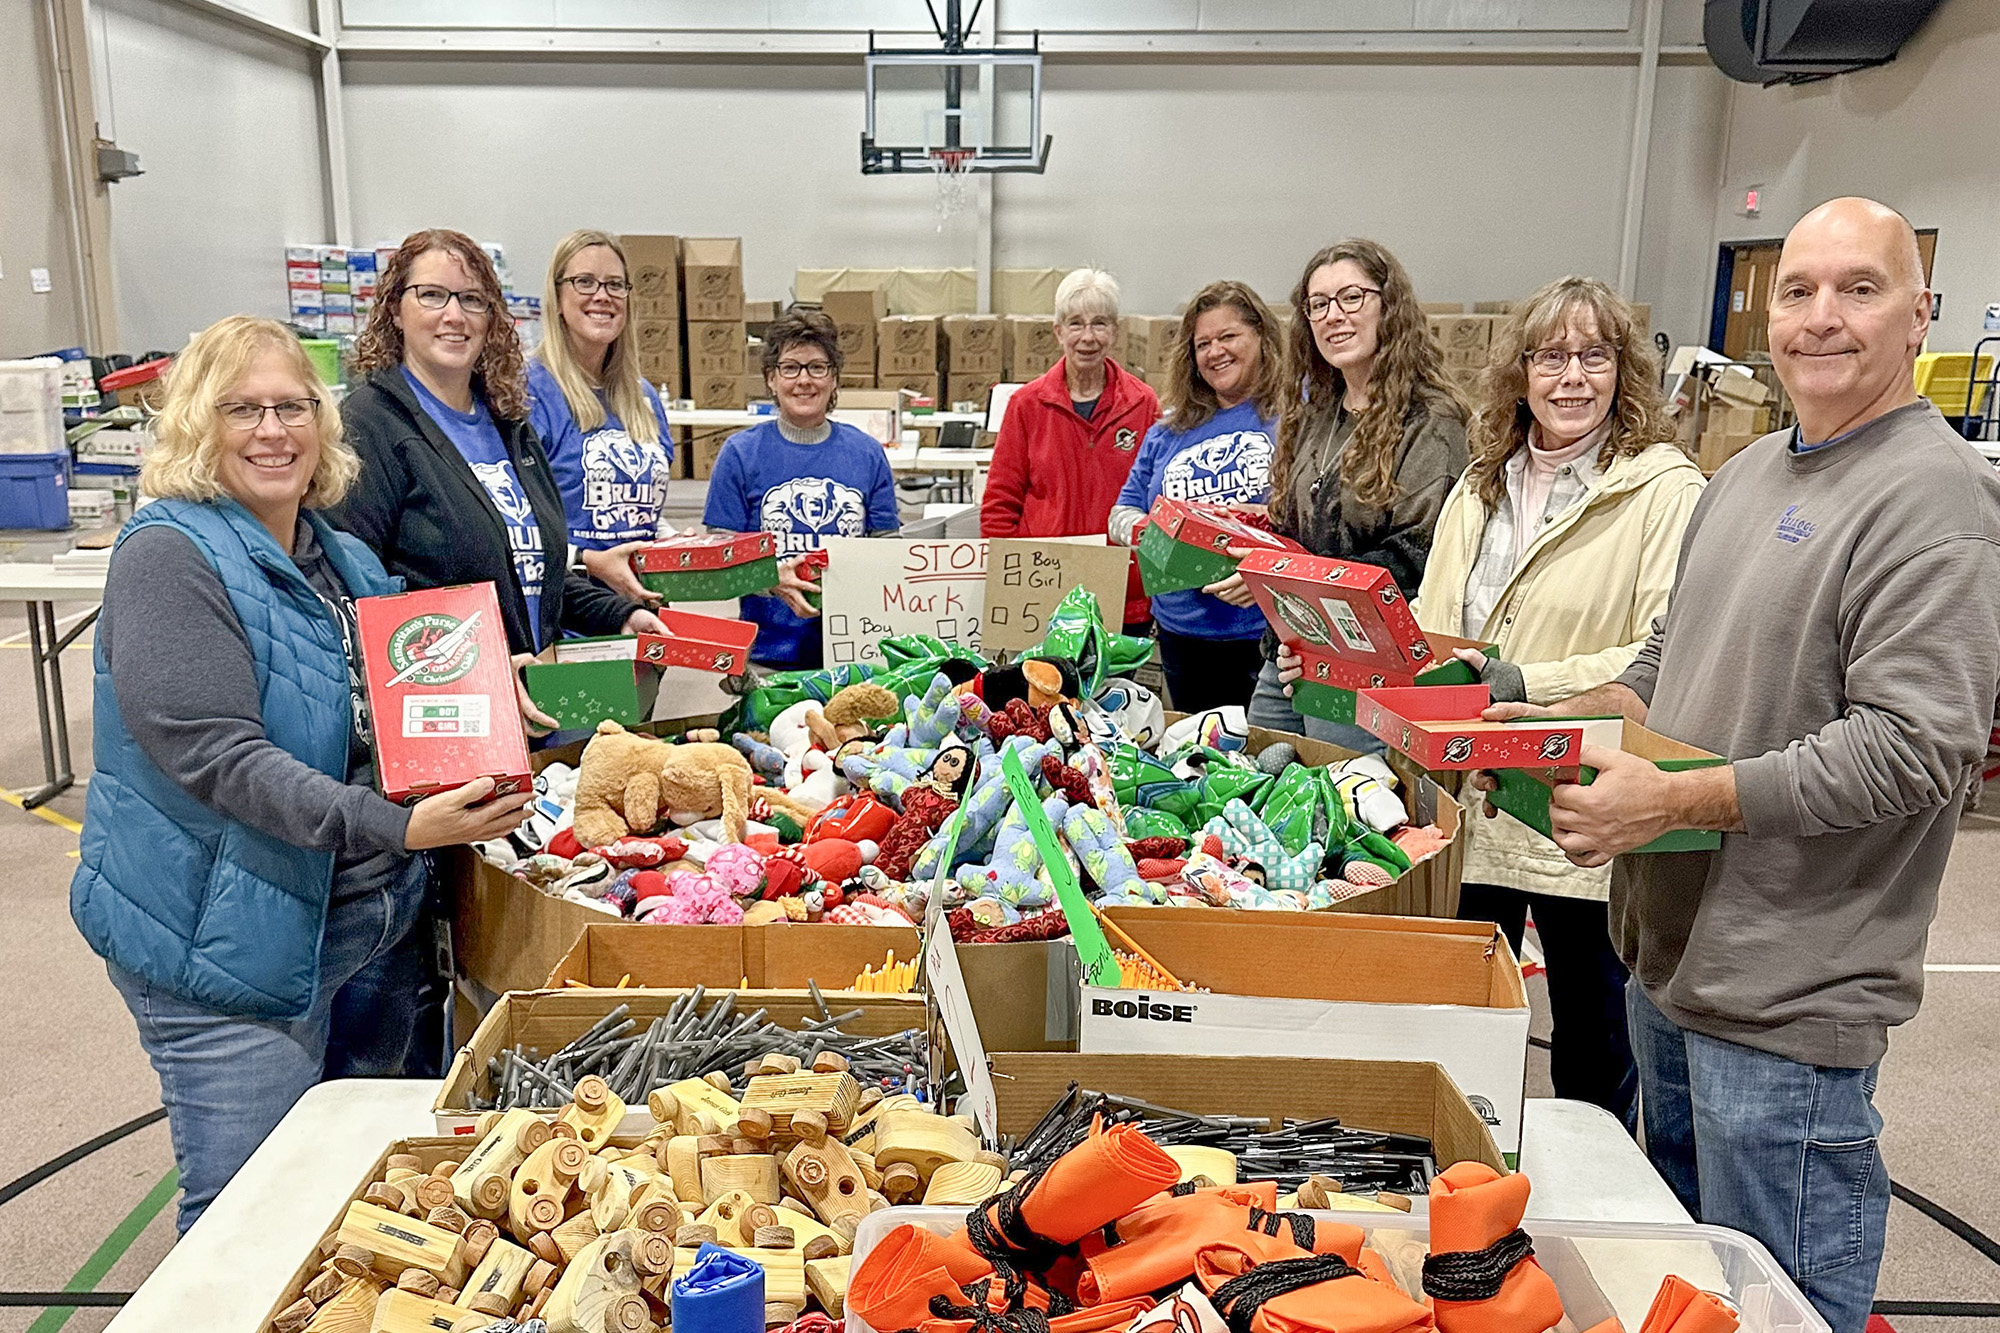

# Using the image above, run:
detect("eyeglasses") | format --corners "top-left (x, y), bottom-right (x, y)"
top-left (1194, 329), bottom-right (1250, 356)
top-left (559, 275), bottom-right (632, 297)
top-left (1305, 287), bottom-right (1380, 321)
top-left (1526, 344), bottom-right (1617, 377)
top-left (404, 284), bottom-right (495, 316)
top-left (218, 398), bottom-right (320, 429)
top-left (1060, 316), bottom-right (1117, 334)
top-left (775, 361), bottom-right (834, 381)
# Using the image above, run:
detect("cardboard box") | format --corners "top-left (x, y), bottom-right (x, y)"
top-left (1288, 633), bottom-right (1491, 727)
top-left (355, 583), bottom-right (531, 805)
top-left (880, 372), bottom-right (939, 400)
top-left (839, 372), bottom-right (876, 390)
top-left (523, 637), bottom-right (663, 730)
top-left (1698, 429), bottom-right (1759, 474)
top-left (686, 320), bottom-right (747, 374)
top-left (437, 987), bottom-right (924, 1136)
top-left (988, 1052), bottom-right (1506, 1173)
top-left (822, 289), bottom-right (888, 363)
top-left (1356, 683), bottom-right (1596, 772)
top-left (1419, 302), bottom-right (1467, 316)
top-left (1237, 548), bottom-right (1432, 676)
top-left (1137, 498), bottom-right (1305, 595)
top-left (632, 316), bottom-right (682, 366)
top-left (619, 233), bottom-right (681, 317)
top-left (690, 371), bottom-right (747, 410)
top-left (1004, 315), bottom-right (1061, 378)
top-left (545, 919), bottom-right (922, 991)
top-left (1076, 910), bottom-right (1530, 1153)
top-left (941, 314), bottom-right (1003, 371)
top-left (947, 373), bottom-right (1000, 412)
top-left (684, 427), bottom-right (732, 480)
top-left (740, 374), bottom-right (773, 407)
top-left (1711, 364), bottom-right (1770, 405)
top-left (1489, 715), bottom-right (1726, 854)
top-left (743, 298), bottom-right (781, 325)
top-left (632, 531), bottom-right (778, 600)
top-left (679, 237), bottom-right (744, 321)
top-left (635, 607), bottom-right (759, 675)
top-left (1430, 314), bottom-right (1498, 355)
top-left (1121, 315), bottom-right (1179, 376)
top-left (1712, 404), bottom-right (1768, 435)
top-left (1472, 301), bottom-right (1515, 315)
top-left (647, 364), bottom-right (685, 401)
top-left (877, 314), bottom-right (941, 375)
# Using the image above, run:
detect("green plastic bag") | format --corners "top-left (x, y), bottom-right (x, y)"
top-left (1122, 807), bottom-right (1190, 841)
top-left (1194, 760), bottom-right (1273, 826)
top-left (1107, 742), bottom-right (1201, 824)
top-left (1256, 764), bottom-right (1355, 857)
top-left (1024, 586), bottom-right (1152, 699)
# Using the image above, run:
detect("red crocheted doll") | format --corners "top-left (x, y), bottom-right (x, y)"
top-left (872, 744), bottom-right (977, 881)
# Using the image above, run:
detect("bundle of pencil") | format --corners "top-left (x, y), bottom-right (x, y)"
top-left (851, 952), bottom-right (917, 994)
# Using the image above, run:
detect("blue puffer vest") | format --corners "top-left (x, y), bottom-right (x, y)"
top-left (70, 498), bottom-right (401, 1019)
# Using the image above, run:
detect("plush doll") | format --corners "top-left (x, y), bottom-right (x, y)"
top-left (640, 869), bottom-right (745, 924)
top-left (1061, 803), bottom-right (1153, 903)
top-left (1203, 799), bottom-right (1325, 896)
top-left (705, 843), bottom-right (767, 900)
top-left (874, 743), bottom-right (976, 881)
top-left (819, 681), bottom-right (901, 743)
top-left (806, 791), bottom-right (897, 846)
top-left (960, 791), bottom-right (1071, 908)
top-left (907, 737), bottom-right (1053, 884)
top-left (573, 722), bottom-right (687, 849)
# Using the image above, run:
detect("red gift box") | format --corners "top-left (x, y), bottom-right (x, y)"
top-left (356, 582), bottom-right (532, 805)
top-left (1146, 498), bottom-right (1296, 556)
top-left (1354, 683), bottom-right (1588, 771)
top-left (630, 531), bottom-right (776, 573)
top-left (635, 608), bottom-right (760, 675)
top-left (1236, 549), bottom-right (1434, 679)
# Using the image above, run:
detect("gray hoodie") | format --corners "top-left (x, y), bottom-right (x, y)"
top-left (1615, 400), bottom-right (2000, 1067)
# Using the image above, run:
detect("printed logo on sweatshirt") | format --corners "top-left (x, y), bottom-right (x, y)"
top-left (760, 476), bottom-right (867, 555)
top-left (579, 425), bottom-right (672, 541)
top-left (1115, 428), bottom-right (1139, 452)
top-left (467, 459), bottom-right (547, 597)
top-left (1774, 503), bottom-right (1817, 545)
top-left (1161, 430), bottom-right (1274, 505)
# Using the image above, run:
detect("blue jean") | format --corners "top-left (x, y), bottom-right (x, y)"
top-left (1626, 981), bottom-right (1889, 1333)
top-left (1246, 658), bottom-right (1386, 754)
top-left (109, 856), bottom-right (427, 1234)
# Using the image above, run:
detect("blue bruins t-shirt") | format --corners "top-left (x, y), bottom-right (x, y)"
top-left (703, 419), bottom-right (901, 665)
top-left (1115, 399), bottom-right (1276, 639)
top-left (403, 367), bottom-right (546, 649)
top-left (528, 360), bottom-right (675, 550)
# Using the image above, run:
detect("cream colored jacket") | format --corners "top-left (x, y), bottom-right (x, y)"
top-left (1415, 440), bottom-right (1705, 900)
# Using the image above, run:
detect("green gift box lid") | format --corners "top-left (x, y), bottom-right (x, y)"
top-left (1485, 716), bottom-right (1726, 854)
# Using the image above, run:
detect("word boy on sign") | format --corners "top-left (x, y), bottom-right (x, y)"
top-left (819, 537), bottom-right (989, 664)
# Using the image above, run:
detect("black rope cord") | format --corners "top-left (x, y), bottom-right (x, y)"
top-left (1245, 1206), bottom-right (1316, 1253)
top-left (1422, 1227), bottom-right (1536, 1302)
top-left (927, 1280), bottom-right (1054, 1333)
top-left (1211, 1254), bottom-right (1364, 1333)
top-left (1169, 1180), bottom-right (1200, 1197)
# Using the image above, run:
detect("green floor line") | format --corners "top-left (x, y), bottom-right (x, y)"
top-left (27, 1167), bottom-right (178, 1333)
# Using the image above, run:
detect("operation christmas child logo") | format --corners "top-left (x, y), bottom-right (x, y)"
top-left (383, 612), bottom-right (482, 688)
top-left (1270, 590), bottom-right (1334, 649)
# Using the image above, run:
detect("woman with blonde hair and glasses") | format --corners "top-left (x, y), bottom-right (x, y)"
top-left (1109, 280), bottom-right (1286, 711)
top-left (1418, 275), bottom-right (1703, 1126)
top-left (529, 229), bottom-right (675, 606)
top-left (334, 229), bottom-right (659, 733)
top-left (72, 317), bottom-right (531, 1233)
top-left (1239, 238), bottom-right (1469, 748)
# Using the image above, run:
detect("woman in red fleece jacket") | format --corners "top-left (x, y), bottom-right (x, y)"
top-left (981, 267), bottom-right (1159, 629)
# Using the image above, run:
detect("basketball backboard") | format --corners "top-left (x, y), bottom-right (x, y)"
top-left (862, 50), bottom-right (1050, 175)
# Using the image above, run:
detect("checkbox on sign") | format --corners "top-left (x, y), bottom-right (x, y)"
top-left (937, 618), bottom-right (959, 640)
top-left (1003, 571), bottom-right (1023, 586)
top-left (828, 614), bottom-right (849, 636)
top-left (832, 641), bottom-right (856, 663)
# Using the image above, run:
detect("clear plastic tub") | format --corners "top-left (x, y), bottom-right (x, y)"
top-left (0, 359), bottom-right (66, 456)
top-left (844, 1206), bottom-right (1829, 1333)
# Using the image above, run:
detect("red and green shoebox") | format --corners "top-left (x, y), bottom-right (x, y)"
top-left (525, 612), bottom-right (758, 729)
top-left (1235, 549), bottom-right (1494, 723)
top-left (1137, 498), bottom-right (1304, 596)
top-left (356, 581), bottom-right (533, 805)
top-left (1356, 684), bottom-right (1725, 853)
top-left (630, 532), bottom-right (780, 601)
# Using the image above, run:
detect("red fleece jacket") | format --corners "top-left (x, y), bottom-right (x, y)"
top-left (981, 357), bottom-right (1159, 625)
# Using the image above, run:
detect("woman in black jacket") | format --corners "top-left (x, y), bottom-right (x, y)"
top-left (333, 229), bottom-right (664, 732)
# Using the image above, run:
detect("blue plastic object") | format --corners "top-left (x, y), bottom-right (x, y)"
top-left (0, 452), bottom-right (71, 530)
top-left (669, 1242), bottom-right (764, 1331)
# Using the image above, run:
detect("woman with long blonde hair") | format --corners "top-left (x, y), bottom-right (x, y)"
top-left (1418, 275), bottom-right (1702, 1126)
top-left (1237, 238), bottom-right (1469, 747)
top-left (529, 229), bottom-right (675, 605)
top-left (75, 317), bottom-right (530, 1233)
top-left (1109, 280), bottom-right (1286, 712)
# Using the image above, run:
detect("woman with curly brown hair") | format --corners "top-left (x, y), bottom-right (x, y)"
top-left (332, 229), bottom-right (662, 732)
top-left (1239, 238), bottom-right (1469, 747)
top-left (1417, 275), bottom-right (1704, 1127)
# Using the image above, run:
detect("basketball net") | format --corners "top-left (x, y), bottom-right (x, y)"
top-left (930, 148), bottom-right (976, 230)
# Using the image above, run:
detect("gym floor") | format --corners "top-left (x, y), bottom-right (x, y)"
top-left (0, 589), bottom-right (1995, 1333)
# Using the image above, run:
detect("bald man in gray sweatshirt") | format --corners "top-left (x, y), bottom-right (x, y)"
top-left (1483, 199), bottom-right (2000, 1333)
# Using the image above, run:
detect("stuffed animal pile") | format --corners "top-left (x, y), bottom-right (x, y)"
top-left (479, 590), bottom-right (1453, 937)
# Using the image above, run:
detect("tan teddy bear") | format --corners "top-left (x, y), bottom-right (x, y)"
top-left (572, 721), bottom-right (755, 848)
top-left (803, 681), bottom-right (902, 751)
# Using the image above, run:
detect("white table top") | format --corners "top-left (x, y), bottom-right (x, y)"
top-left (0, 561), bottom-right (108, 598)
top-left (884, 443), bottom-right (994, 473)
top-left (104, 1086), bottom-right (1682, 1332)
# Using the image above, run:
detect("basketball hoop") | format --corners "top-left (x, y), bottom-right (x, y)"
top-left (928, 147), bottom-right (976, 229)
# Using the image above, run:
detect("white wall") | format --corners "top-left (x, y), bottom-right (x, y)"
top-left (1710, 0), bottom-right (2000, 351)
top-left (0, 2), bottom-right (85, 354)
top-left (96, 0), bottom-right (327, 350)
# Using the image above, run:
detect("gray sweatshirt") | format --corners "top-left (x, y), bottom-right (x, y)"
top-left (103, 522), bottom-right (413, 897)
top-left (1614, 400), bottom-right (2000, 1067)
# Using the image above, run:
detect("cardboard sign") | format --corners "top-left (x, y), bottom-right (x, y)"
top-left (922, 921), bottom-right (999, 1148)
top-left (356, 582), bottom-right (531, 805)
top-left (981, 538), bottom-right (1131, 652)
top-left (819, 537), bottom-right (990, 665)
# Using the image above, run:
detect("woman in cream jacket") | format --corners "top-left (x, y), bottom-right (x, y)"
top-left (1416, 277), bottom-right (1703, 1128)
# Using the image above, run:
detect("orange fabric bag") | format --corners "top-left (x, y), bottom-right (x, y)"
top-left (1014, 1122), bottom-right (1183, 1243)
top-left (1077, 1193), bottom-right (1364, 1305)
top-left (1195, 1236), bottom-right (1436, 1333)
top-left (849, 1224), bottom-right (983, 1331)
top-left (1425, 1163), bottom-right (1564, 1333)
top-left (1635, 1275), bottom-right (1740, 1333)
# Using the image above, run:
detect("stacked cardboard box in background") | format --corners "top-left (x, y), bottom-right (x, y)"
top-left (622, 234), bottom-right (683, 399)
top-left (680, 239), bottom-right (746, 408)
top-left (942, 314), bottom-right (1002, 410)
top-left (1697, 366), bottom-right (1774, 472)
top-left (1122, 315), bottom-right (1178, 390)
top-left (1430, 313), bottom-right (1498, 388)
top-left (823, 289), bottom-right (887, 388)
top-left (284, 245), bottom-right (380, 336)
top-left (675, 426), bottom-right (735, 481)
top-left (878, 314), bottom-right (940, 400)
top-left (1005, 315), bottom-right (1060, 381)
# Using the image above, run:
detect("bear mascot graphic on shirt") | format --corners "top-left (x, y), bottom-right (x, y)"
top-left (580, 425), bottom-right (669, 534)
top-left (1162, 429), bottom-right (1274, 504)
top-left (760, 476), bottom-right (867, 554)
top-left (469, 459), bottom-right (537, 525)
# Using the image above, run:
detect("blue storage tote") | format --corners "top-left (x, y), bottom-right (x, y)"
top-left (0, 451), bottom-right (72, 530)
